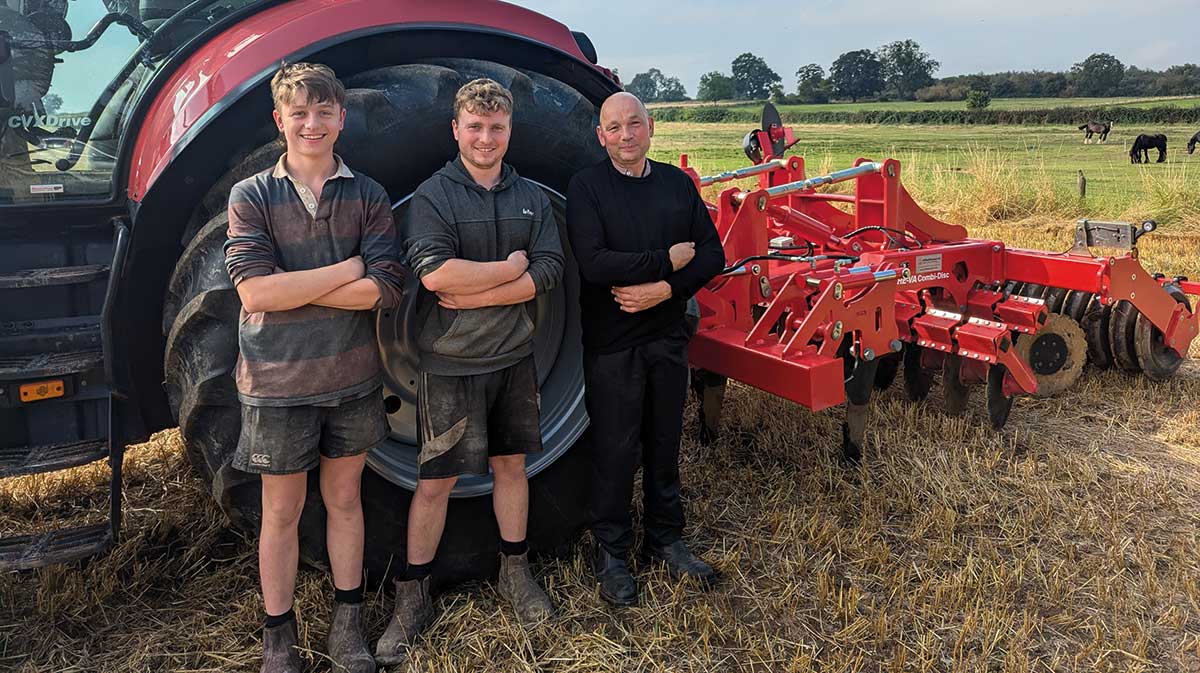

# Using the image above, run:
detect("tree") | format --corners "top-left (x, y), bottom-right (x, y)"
top-left (1071, 53), bottom-right (1125, 97)
top-left (41, 93), bottom-right (63, 115)
top-left (731, 52), bottom-right (781, 100)
top-left (877, 40), bottom-right (939, 100)
top-left (697, 71), bottom-right (735, 101)
top-left (625, 68), bottom-right (689, 102)
top-left (656, 76), bottom-right (688, 102)
top-left (829, 49), bottom-right (883, 102)
top-left (966, 89), bottom-right (991, 109)
top-left (794, 64), bottom-right (829, 103)
top-left (625, 69), bottom-right (661, 102)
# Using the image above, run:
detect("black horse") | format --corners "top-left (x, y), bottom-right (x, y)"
top-left (1188, 131), bottom-right (1199, 155)
top-left (1130, 133), bottom-right (1167, 164)
top-left (1078, 120), bottom-right (1113, 143)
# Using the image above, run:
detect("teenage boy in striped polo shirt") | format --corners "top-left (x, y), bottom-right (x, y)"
top-left (225, 62), bottom-right (406, 673)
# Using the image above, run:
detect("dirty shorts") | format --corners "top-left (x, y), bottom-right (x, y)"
top-left (417, 355), bottom-right (542, 479)
top-left (232, 388), bottom-right (389, 475)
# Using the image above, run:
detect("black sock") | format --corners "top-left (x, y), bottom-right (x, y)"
top-left (500, 538), bottom-right (528, 556)
top-left (403, 560), bottom-right (433, 581)
top-left (264, 607), bottom-right (295, 628)
top-left (334, 583), bottom-right (364, 605)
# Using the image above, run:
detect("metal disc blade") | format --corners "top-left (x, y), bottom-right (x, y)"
top-left (1043, 287), bottom-right (1068, 313)
top-left (874, 353), bottom-right (901, 391)
top-left (1081, 300), bottom-right (1113, 370)
top-left (1020, 283), bottom-right (1047, 300)
top-left (1132, 283), bottom-right (1191, 381)
top-left (1013, 313), bottom-right (1088, 397)
top-left (942, 353), bottom-right (971, 416)
top-left (742, 130), bottom-right (764, 164)
top-left (1108, 299), bottom-right (1142, 373)
top-left (1063, 291), bottom-right (1093, 322)
top-left (903, 344), bottom-right (934, 401)
top-left (986, 365), bottom-right (1014, 430)
top-left (760, 103), bottom-right (786, 157)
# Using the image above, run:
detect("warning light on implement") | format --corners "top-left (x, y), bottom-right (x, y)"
top-left (19, 379), bottom-right (65, 403)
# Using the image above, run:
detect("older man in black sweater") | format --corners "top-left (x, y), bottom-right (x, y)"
top-left (566, 92), bottom-right (725, 606)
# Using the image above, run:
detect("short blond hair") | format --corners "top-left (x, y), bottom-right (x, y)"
top-left (453, 78), bottom-right (513, 119)
top-left (270, 62), bottom-right (346, 110)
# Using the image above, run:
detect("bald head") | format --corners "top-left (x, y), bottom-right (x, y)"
top-left (597, 92), bottom-right (654, 174)
top-left (599, 92), bottom-right (649, 126)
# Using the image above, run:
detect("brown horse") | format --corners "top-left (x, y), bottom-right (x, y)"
top-left (1078, 120), bottom-right (1113, 143)
top-left (1188, 131), bottom-right (1199, 155)
top-left (1130, 133), bottom-right (1167, 164)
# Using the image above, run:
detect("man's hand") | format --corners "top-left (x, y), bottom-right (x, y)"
top-left (669, 242), bottom-right (695, 272)
top-left (436, 291), bottom-right (490, 310)
top-left (507, 250), bottom-right (529, 277)
top-left (612, 281), bottom-right (672, 313)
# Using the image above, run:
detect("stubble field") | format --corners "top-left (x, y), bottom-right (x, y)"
top-left (2, 122), bottom-right (1200, 672)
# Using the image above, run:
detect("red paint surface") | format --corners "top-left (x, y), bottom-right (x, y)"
top-left (128, 0), bottom-right (596, 199)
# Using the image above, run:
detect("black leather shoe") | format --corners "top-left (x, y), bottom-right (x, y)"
top-left (592, 544), bottom-right (637, 606)
top-left (644, 540), bottom-right (717, 587)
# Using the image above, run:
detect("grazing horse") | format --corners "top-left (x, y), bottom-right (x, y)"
top-left (1078, 120), bottom-right (1113, 143)
top-left (1130, 133), bottom-right (1167, 164)
top-left (1188, 131), bottom-right (1199, 155)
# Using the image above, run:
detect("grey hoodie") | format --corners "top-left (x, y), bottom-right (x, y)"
top-left (404, 156), bottom-right (563, 376)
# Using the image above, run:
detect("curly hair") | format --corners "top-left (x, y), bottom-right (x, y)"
top-left (270, 61), bottom-right (346, 110)
top-left (453, 78), bottom-right (514, 119)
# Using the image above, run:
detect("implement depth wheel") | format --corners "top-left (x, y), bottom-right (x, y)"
top-left (1013, 313), bottom-right (1087, 397)
top-left (163, 58), bottom-right (605, 585)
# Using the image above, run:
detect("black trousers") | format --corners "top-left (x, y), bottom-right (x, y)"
top-left (585, 326), bottom-right (689, 558)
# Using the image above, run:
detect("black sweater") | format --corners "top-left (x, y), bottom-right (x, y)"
top-left (566, 159), bottom-right (725, 353)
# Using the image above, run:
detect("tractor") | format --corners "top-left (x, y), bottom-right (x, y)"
top-left (1, 0), bottom-right (615, 581)
top-left (1, 1), bottom-right (1196, 583)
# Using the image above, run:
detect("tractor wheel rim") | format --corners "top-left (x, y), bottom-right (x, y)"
top-left (367, 185), bottom-right (587, 497)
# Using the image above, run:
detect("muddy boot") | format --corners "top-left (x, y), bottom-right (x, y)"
top-left (497, 552), bottom-right (553, 626)
top-left (327, 601), bottom-right (375, 673)
top-left (374, 577), bottom-right (432, 667)
top-left (261, 619), bottom-right (303, 673)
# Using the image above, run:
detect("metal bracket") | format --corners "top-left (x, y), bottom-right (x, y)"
top-left (1070, 219), bottom-right (1156, 254)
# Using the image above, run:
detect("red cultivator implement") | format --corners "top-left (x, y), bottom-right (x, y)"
top-left (683, 105), bottom-right (1199, 461)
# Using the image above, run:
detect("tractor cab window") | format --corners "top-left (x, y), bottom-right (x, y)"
top-left (0, 0), bottom-right (259, 206)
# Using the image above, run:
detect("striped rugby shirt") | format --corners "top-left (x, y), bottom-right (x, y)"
top-left (224, 154), bottom-right (407, 406)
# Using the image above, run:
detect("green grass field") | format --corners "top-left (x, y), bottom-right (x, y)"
top-left (649, 122), bottom-right (1200, 229)
top-left (648, 96), bottom-right (1200, 114)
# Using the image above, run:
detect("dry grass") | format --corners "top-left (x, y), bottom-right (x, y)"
top-left (4, 215), bottom-right (1200, 672)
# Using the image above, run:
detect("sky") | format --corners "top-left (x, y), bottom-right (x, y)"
top-left (518, 0), bottom-right (1200, 95)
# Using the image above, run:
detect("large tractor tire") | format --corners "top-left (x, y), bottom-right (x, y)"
top-left (163, 59), bottom-right (604, 586)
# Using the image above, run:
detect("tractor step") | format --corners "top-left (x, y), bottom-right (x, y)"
top-left (0, 438), bottom-right (109, 478)
top-left (0, 523), bottom-right (113, 572)
top-left (0, 264), bottom-right (109, 290)
top-left (0, 349), bottom-right (103, 381)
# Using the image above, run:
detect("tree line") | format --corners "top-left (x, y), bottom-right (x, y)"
top-left (623, 45), bottom-right (1199, 104)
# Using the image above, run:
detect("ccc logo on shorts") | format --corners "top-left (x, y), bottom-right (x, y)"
top-left (249, 453), bottom-right (271, 467)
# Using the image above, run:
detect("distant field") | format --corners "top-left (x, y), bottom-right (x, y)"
top-left (648, 96), bottom-right (1200, 114)
top-left (650, 122), bottom-right (1200, 229)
